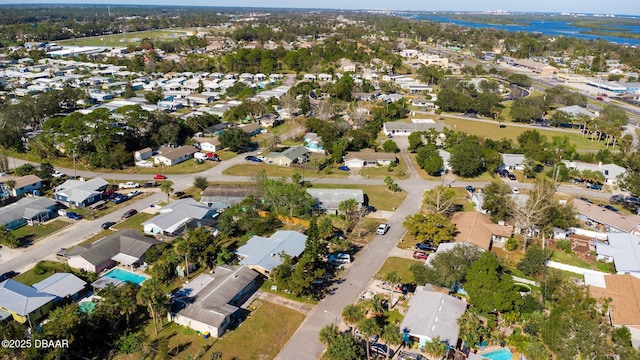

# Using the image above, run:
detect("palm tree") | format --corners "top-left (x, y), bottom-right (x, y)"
top-left (119, 283), bottom-right (139, 329)
top-left (381, 324), bottom-right (403, 360)
top-left (383, 271), bottom-right (401, 309)
top-left (174, 238), bottom-right (191, 277)
top-left (160, 181), bottom-right (173, 202)
top-left (319, 323), bottom-right (340, 346)
top-left (358, 317), bottom-right (379, 360)
top-left (4, 179), bottom-right (16, 196)
top-left (136, 278), bottom-right (168, 335)
top-left (367, 294), bottom-right (386, 317)
top-left (424, 336), bottom-right (448, 360)
top-left (342, 304), bottom-right (364, 334)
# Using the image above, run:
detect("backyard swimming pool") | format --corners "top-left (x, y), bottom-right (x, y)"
top-left (480, 348), bottom-right (513, 360)
top-left (101, 267), bottom-right (148, 285)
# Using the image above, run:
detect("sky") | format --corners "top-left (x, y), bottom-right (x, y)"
top-left (4, 1), bottom-right (640, 16)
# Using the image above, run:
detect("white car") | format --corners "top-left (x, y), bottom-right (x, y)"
top-left (377, 223), bottom-right (390, 235)
top-left (127, 190), bottom-right (142, 197)
top-left (119, 182), bottom-right (140, 189)
top-left (52, 170), bottom-right (66, 178)
top-left (512, 187), bottom-right (520, 194)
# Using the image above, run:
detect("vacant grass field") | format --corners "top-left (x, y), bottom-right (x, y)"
top-left (13, 261), bottom-right (81, 286)
top-left (359, 160), bottom-right (409, 180)
top-left (206, 301), bottom-right (305, 360)
top-left (441, 117), bottom-right (607, 151)
top-left (375, 257), bottom-right (425, 284)
top-left (57, 29), bottom-right (192, 47)
top-left (222, 163), bottom-right (349, 179)
top-left (12, 220), bottom-right (69, 246)
top-left (549, 249), bottom-right (616, 273)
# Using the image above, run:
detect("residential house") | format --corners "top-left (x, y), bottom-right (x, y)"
top-left (556, 105), bottom-right (596, 119)
top-left (501, 154), bottom-right (526, 171)
top-left (382, 122), bottom-right (448, 137)
top-left (54, 178), bottom-right (108, 208)
top-left (574, 199), bottom-right (640, 234)
top-left (192, 137), bottom-right (221, 153)
top-left (256, 114), bottom-right (281, 127)
top-left (134, 147), bottom-right (153, 161)
top-left (0, 174), bottom-right (43, 197)
top-left (235, 230), bottom-right (307, 275)
top-left (306, 188), bottom-right (364, 215)
top-left (438, 149), bottom-right (452, 172)
top-left (563, 160), bottom-right (626, 186)
top-left (304, 133), bottom-right (324, 153)
top-left (0, 279), bottom-right (56, 324)
top-left (425, 242), bottom-right (484, 268)
top-left (0, 197), bottom-right (58, 230)
top-left (343, 149), bottom-right (397, 168)
top-left (203, 122), bottom-right (233, 136)
top-left (154, 146), bottom-right (198, 166)
top-left (32, 273), bottom-right (87, 302)
top-left (169, 266), bottom-right (260, 337)
top-left (66, 229), bottom-right (160, 273)
top-left (186, 93), bottom-right (216, 105)
top-left (240, 123), bottom-right (262, 136)
top-left (596, 233), bottom-right (640, 276)
top-left (399, 285), bottom-right (467, 349)
top-left (143, 198), bottom-right (218, 236)
top-left (267, 146), bottom-right (309, 167)
top-left (200, 185), bottom-right (256, 207)
top-left (589, 274), bottom-right (640, 347)
top-left (451, 212), bottom-right (513, 250)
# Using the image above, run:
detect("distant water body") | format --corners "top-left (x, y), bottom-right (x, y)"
top-left (403, 14), bottom-right (640, 47)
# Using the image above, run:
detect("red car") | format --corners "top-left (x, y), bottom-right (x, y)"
top-left (413, 251), bottom-right (429, 260)
top-left (153, 174), bottom-right (167, 180)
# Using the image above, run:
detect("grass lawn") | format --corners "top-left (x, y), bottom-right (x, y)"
top-left (222, 163), bottom-right (349, 179)
top-left (111, 212), bottom-right (156, 233)
top-left (375, 257), bottom-right (425, 284)
top-left (407, 153), bottom-right (442, 181)
top-left (308, 184), bottom-right (407, 212)
top-left (12, 220), bottom-right (69, 246)
top-left (206, 301), bottom-right (305, 360)
top-left (549, 249), bottom-right (616, 273)
top-left (260, 280), bottom-right (317, 304)
top-left (441, 117), bottom-right (607, 152)
top-left (57, 29), bottom-right (193, 47)
top-left (13, 261), bottom-right (78, 286)
top-left (359, 161), bottom-right (409, 180)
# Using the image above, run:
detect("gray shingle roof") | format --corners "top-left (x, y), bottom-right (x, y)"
top-left (236, 231), bottom-right (307, 272)
top-left (171, 266), bottom-right (259, 328)
top-left (66, 229), bottom-right (160, 267)
top-left (32, 273), bottom-right (86, 299)
top-left (574, 199), bottom-right (640, 233)
top-left (269, 146), bottom-right (309, 161)
top-left (0, 197), bottom-right (57, 227)
top-left (0, 279), bottom-right (55, 316)
top-left (399, 286), bottom-right (467, 346)
top-left (143, 198), bottom-right (217, 233)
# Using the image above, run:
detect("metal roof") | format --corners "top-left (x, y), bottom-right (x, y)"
top-left (32, 273), bottom-right (86, 299)
top-left (236, 231), bottom-right (307, 272)
top-left (306, 188), bottom-right (364, 210)
top-left (0, 279), bottom-right (56, 316)
top-left (0, 197), bottom-right (57, 227)
top-left (55, 178), bottom-right (108, 204)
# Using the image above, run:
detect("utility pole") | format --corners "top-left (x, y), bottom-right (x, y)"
top-left (73, 150), bottom-right (77, 179)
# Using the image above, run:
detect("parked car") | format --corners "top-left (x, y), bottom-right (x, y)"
top-left (465, 185), bottom-right (475, 193)
top-left (398, 351), bottom-right (427, 360)
top-left (338, 165), bottom-right (350, 171)
top-left (355, 329), bottom-right (379, 343)
top-left (586, 184), bottom-right (603, 190)
top-left (328, 253), bottom-right (351, 264)
top-left (413, 251), bottom-right (429, 260)
top-left (0, 271), bottom-right (19, 282)
top-left (143, 181), bottom-right (157, 188)
top-left (127, 190), bottom-right (142, 198)
top-left (416, 242), bottom-right (438, 252)
top-left (153, 174), bottom-right (167, 180)
top-left (244, 155), bottom-right (262, 162)
top-left (121, 209), bottom-right (138, 220)
top-left (101, 221), bottom-right (116, 230)
top-left (512, 187), bottom-right (519, 194)
top-left (66, 212), bottom-right (82, 220)
top-left (172, 191), bottom-right (185, 198)
top-left (498, 169), bottom-right (509, 177)
top-left (119, 182), bottom-right (140, 189)
top-left (579, 197), bottom-right (593, 204)
top-left (110, 195), bottom-right (128, 204)
top-left (376, 223), bottom-right (390, 235)
top-left (370, 343), bottom-right (392, 357)
top-left (599, 204), bottom-right (619, 212)
top-left (508, 174), bottom-right (517, 180)
top-left (52, 170), bottom-right (66, 178)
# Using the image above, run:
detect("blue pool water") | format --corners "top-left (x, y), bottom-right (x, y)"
top-left (481, 348), bottom-right (513, 360)
top-left (101, 268), bottom-right (148, 285)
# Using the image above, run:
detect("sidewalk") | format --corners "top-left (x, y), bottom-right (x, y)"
top-left (546, 260), bottom-right (609, 276)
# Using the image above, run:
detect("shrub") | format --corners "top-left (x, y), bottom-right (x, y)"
top-left (505, 237), bottom-right (519, 251)
top-left (556, 239), bottom-right (572, 253)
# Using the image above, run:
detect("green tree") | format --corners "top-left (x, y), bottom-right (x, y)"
top-left (510, 179), bottom-right (556, 250)
top-left (408, 131), bottom-right (425, 152)
top-left (160, 181), bottom-right (173, 202)
top-left (318, 216), bottom-right (334, 240)
top-left (403, 213), bottom-right (457, 244)
top-left (422, 185), bottom-right (457, 215)
top-left (517, 246), bottom-right (549, 277)
top-left (424, 336), bottom-right (448, 360)
top-left (457, 311), bottom-right (486, 349)
top-left (324, 333), bottom-right (366, 360)
top-left (319, 323), bottom-right (340, 346)
top-left (383, 271), bottom-right (402, 309)
top-left (136, 278), bottom-right (169, 334)
top-left (415, 145), bottom-right (444, 176)
top-left (465, 252), bottom-right (523, 313)
top-left (0, 225), bottom-right (19, 248)
top-left (358, 317), bottom-right (380, 360)
top-left (382, 140), bottom-right (399, 153)
top-left (342, 304), bottom-right (364, 334)
top-left (384, 175), bottom-right (400, 192)
top-left (449, 138), bottom-right (485, 177)
top-left (482, 180), bottom-right (514, 222)
top-left (381, 324), bottom-right (402, 360)
top-left (219, 127), bottom-right (252, 152)
top-left (418, 243), bottom-right (482, 287)
top-left (193, 176), bottom-right (208, 190)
